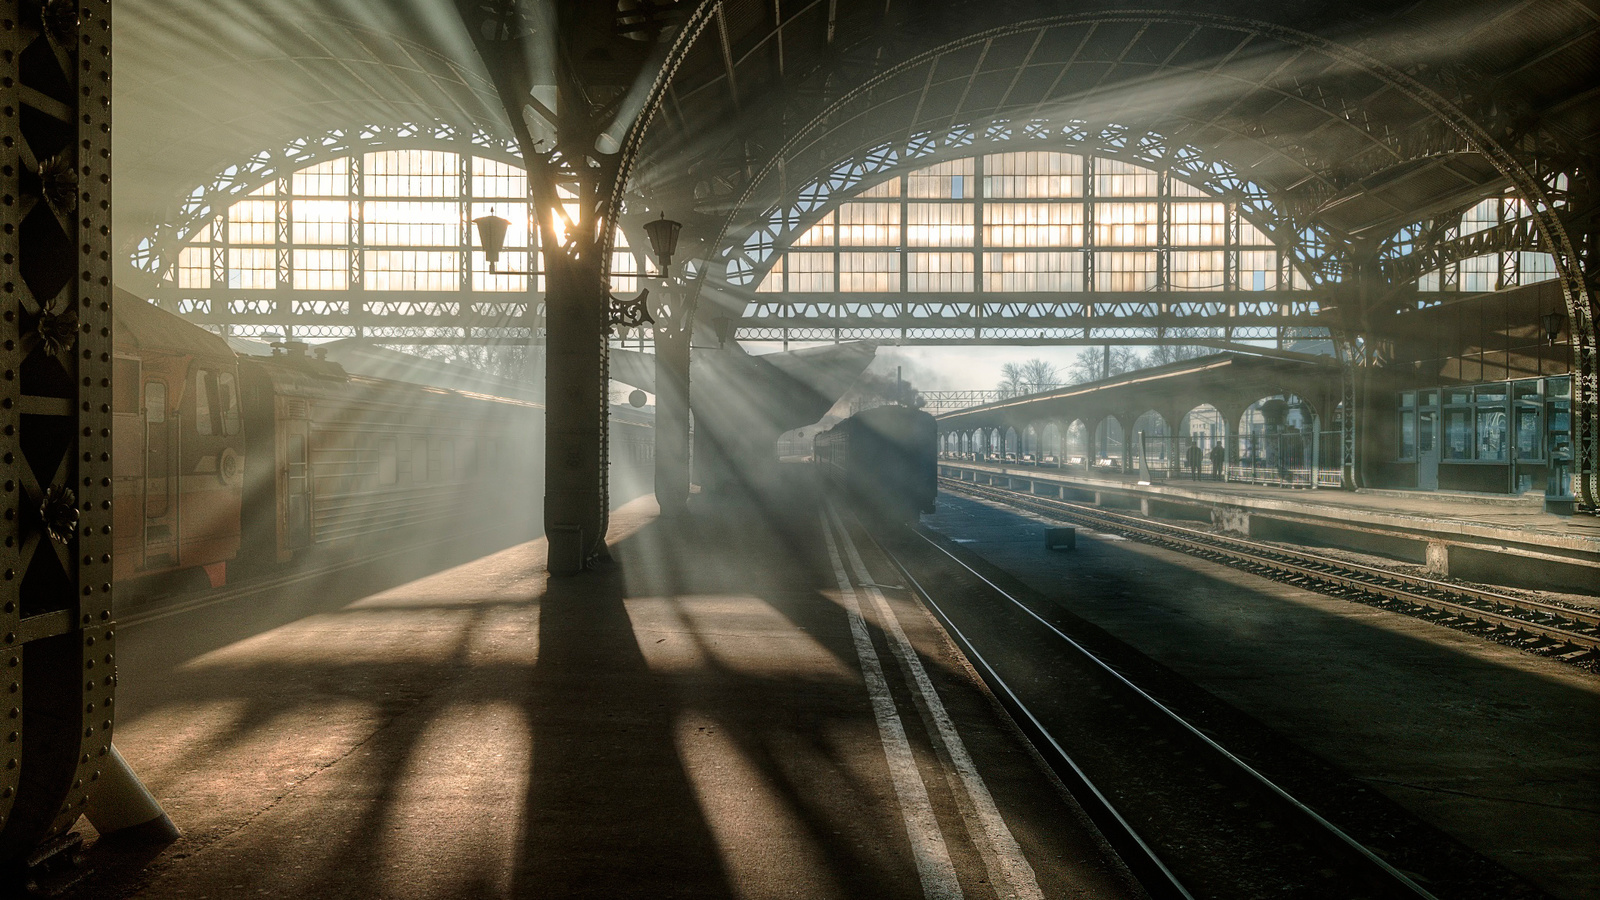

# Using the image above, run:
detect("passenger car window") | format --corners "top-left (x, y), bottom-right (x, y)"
top-left (378, 439), bottom-right (398, 485)
top-left (217, 371), bottom-right (241, 435)
top-left (194, 369), bottom-right (215, 435)
top-left (145, 381), bottom-right (166, 423)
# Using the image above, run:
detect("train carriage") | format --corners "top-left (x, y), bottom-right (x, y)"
top-left (815, 405), bottom-right (937, 524)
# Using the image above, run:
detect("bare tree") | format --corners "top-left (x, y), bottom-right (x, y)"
top-left (998, 362), bottom-right (1026, 398)
top-left (1143, 344), bottom-right (1210, 367)
top-left (1066, 346), bottom-right (1140, 383)
top-left (1019, 358), bottom-right (1061, 392)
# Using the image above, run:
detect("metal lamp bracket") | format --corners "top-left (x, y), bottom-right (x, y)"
top-left (607, 287), bottom-right (656, 333)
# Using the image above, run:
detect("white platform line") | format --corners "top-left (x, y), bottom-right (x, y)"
top-left (829, 506), bottom-right (1044, 900)
top-left (820, 510), bottom-right (963, 900)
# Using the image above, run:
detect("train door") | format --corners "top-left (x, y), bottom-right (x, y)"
top-left (283, 420), bottom-right (312, 550)
top-left (143, 379), bottom-right (177, 567)
top-left (1416, 390), bottom-right (1440, 491)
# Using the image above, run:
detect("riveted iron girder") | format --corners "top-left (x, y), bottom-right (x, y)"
top-left (0, 0), bottom-right (118, 865)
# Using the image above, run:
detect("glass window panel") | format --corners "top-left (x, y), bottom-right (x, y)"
top-left (1474, 385), bottom-right (1507, 403)
top-left (227, 200), bottom-right (276, 245)
top-left (290, 200), bottom-right (351, 245)
top-left (1093, 251), bottom-right (1157, 291)
top-left (292, 249), bottom-right (349, 290)
top-left (249, 181), bottom-right (275, 197)
top-left (1460, 254), bottom-right (1496, 292)
top-left (1399, 412), bottom-right (1415, 459)
top-left (227, 248), bottom-right (275, 289)
top-left (1476, 408), bottom-right (1507, 460)
top-left (983, 251), bottom-right (1084, 292)
top-left (1239, 218), bottom-right (1273, 246)
top-left (906, 203), bottom-right (974, 247)
top-left (363, 149), bottom-right (460, 198)
top-left (1444, 409), bottom-right (1473, 459)
top-left (790, 212), bottom-right (834, 247)
top-left (1093, 203), bottom-right (1158, 246)
top-left (378, 439), bottom-right (398, 485)
top-left (470, 251), bottom-right (529, 292)
top-left (1169, 202), bottom-right (1226, 245)
top-left (610, 248), bottom-right (639, 294)
top-left (471, 157), bottom-right (527, 199)
top-left (1515, 407), bottom-right (1541, 458)
top-left (786, 252), bottom-right (834, 292)
top-left (1169, 250), bottom-right (1225, 290)
top-left (857, 178), bottom-right (900, 198)
top-left (1517, 252), bottom-right (1556, 284)
top-left (837, 202), bottom-right (901, 246)
top-left (1169, 178), bottom-right (1209, 198)
top-left (364, 250), bottom-right (460, 290)
top-left (178, 246), bottom-right (210, 289)
top-left (1459, 198), bottom-right (1498, 236)
top-left (982, 152), bottom-right (1082, 198)
top-left (1093, 158), bottom-right (1158, 197)
top-left (755, 256), bottom-right (784, 293)
top-left (907, 252), bottom-right (974, 291)
top-left (982, 203), bottom-right (1083, 247)
top-left (291, 158), bottom-right (348, 197)
top-left (363, 201), bottom-right (461, 246)
top-left (838, 252), bottom-right (899, 291)
top-left (1240, 250), bottom-right (1278, 291)
top-left (905, 159), bottom-right (974, 199)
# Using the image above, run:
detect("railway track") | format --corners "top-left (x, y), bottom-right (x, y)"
top-left (864, 522), bottom-right (1447, 900)
top-left (941, 476), bottom-right (1600, 656)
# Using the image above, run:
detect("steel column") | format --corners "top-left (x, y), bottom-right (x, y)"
top-left (0, 0), bottom-right (120, 865)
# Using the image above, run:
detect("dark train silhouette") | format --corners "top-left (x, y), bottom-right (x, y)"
top-left (814, 405), bottom-right (938, 524)
top-left (111, 291), bottom-right (650, 590)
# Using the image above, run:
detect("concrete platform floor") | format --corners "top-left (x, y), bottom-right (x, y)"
top-left (924, 490), bottom-right (1600, 900)
top-left (72, 485), bottom-right (1142, 899)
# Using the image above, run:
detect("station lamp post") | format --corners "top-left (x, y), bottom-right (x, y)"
top-left (641, 212), bottom-right (692, 517)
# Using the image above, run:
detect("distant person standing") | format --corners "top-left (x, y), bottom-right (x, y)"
top-left (1186, 439), bottom-right (1202, 480)
top-left (1209, 441), bottom-right (1225, 480)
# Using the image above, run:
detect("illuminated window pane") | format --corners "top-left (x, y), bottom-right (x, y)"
top-left (1169, 250), bottom-right (1225, 290)
top-left (1169, 178), bottom-right (1209, 198)
top-left (787, 252), bottom-right (834, 292)
top-left (1460, 253), bottom-right (1496, 292)
top-left (1094, 203), bottom-right (1158, 246)
top-left (1460, 198), bottom-right (1498, 236)
top-left (472, 157), bottom-right (527, 200)
top-left (291, 158), bottom-right (348, 197)
top-left (227, 200), bottom-right (275, 245)
top-left (1239, 218), bottom-right (1273, 246)
top-left (611, 248), bottom-right (639, 294)
top-left (1169, 202), bottom-right (1226, 245)
top-left (837, 202), bottom-right (901, 246)
top-left (227, 248), bottom-right (275, 289)
top-left (983, 203), bottom-right (1083, 247)
top-left (839, 252), bottom-right (899, 291)
top-left (907, 252), bottom-right (974, 291)
top-left (1517, 252), bottom-right (1556, 284)
top-left (365, 250), bottom-right (460, 290)
top-left (1094, 251), bottom-right (1156, 291)
top-left (363, 150), bottom-right (459, 198)
top-left (178, 246), bottom-right (210, 289)
top-left (290, 200), bottom-right (350, 245)
top-left (983, 152), bottom-right (1082, 198)
top-left (791, 212), bottom-right (834, 247)
top-left (292, 249), bottom-right (349, 290)
top-left (1094, 159), bottom-right (1158, 197)
top-left (756, 256), bottom-right (784, 293)
top-left (1240, 250), bottom-right (1279, 291)
top-left (905, 159), bottom-right (974, 199)
top-left (858, 178), bottom-right (900, 198)
top-left (906, 203), bottom-right (974, 247)
top-left (983, 252), bottom-right (1083, 291)
top-left (363, 201), bottom-right (461, 246)
top-left (471, 251), bottom-right (529, 292)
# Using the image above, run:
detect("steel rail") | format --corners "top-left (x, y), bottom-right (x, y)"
top-left (869, 523), bottom-right (1440, 900)
top-left (941, 477), bottom-right (1600, 652)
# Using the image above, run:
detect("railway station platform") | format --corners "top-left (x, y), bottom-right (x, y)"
top-left (920, 488), bottom-right (1599, 899)
top-left (68, 478), bottom-right (1142, 899)
top-left (939, 460), bottom-right (1600, 597)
